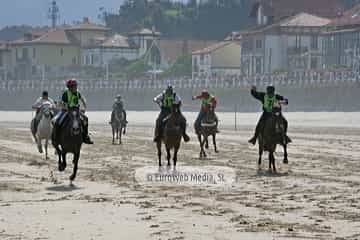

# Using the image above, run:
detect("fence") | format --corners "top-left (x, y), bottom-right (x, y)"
top-left (1, 70), bottom-right (359, 91)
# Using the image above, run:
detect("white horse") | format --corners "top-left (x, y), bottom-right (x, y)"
top-left (31, 102), bottom-right (54, 159)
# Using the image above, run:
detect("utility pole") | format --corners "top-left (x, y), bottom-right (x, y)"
top-left (48, 0), bottom-right (60, 28)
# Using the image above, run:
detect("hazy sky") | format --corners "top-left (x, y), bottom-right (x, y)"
top-left (0, 0), bottom-right (189, 28)
top-left (0, 0), bottom-right (125, 28)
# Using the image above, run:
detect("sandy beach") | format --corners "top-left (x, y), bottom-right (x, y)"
top-left (0, 111), bottom-right (360, 239)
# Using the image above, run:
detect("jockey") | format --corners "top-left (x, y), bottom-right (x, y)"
top-left (153, 85), bottom-right (190, 143)
top-left (32, 91), bottom-right (55, 133)
top-left (52, 79), bottom-right (93, 144)
top-left (110, 94), bottom-right (128, 129)
top-left (192, 90), bottom-right (219, 133)
top-left (248, 85), bottom-right (291, 145)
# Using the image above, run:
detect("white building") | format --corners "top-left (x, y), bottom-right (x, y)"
top-left (83, 28), bottom-right (161, 67)
top-left (240, 13), bottom-right (331, 75)
top-left (192, 41), bottom-right (241, 77)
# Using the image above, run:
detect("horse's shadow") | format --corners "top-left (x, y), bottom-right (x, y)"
top-left (46, 184), bottom-right (83, 192)
top-left (256, 168), bottom-right (289, 177)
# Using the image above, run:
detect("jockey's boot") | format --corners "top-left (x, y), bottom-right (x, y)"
top-left (82, 125), bottom-right (94, 144)
top-left (248, 135), bottom-right (257, 145)
top-left (182, 124), bottom-right (190, 142)
top-left (153, 124), bottom-right (162, 142)
top-left (285, 135), bottom-right (292, 144)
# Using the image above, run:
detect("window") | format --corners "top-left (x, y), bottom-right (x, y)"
top-left (60, 48), bottom-right (64, 56)
top-left (311, 36), bottom-right (318, 49)
top-left (200, 54), bottom-right (204, 64)
top-left (22, 48), bottom-right (29, 59)
top-left (311, 57), bottom-right (318, 69)
top-left (33, 48), bottom-right (36, 59)
top-left (295, 35), bottom-right (301, 49)
top-left (255, 57), bottom-right (262, 73)
top-left (256, 39), bottom-right (262, 49)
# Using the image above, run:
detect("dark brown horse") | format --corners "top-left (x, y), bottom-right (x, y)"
top-left (111, 109), bottom-right (125, 145)
top-left (258, 104), bottom-right (288, 172)
top-left (156, 104), bottom-right (183, 170)
top-left (52, 107), bottom-right (83, 185)
top-left (195, 105), bottom-right (218, 158)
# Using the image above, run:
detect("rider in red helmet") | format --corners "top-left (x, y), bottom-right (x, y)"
top-left (52, 79), bottom-right (93, 144)
top-left (192, 90), bottom-right (219, 134)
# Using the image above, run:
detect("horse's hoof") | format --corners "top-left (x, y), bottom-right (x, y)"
top-left (215, 150), bottom-right (219, 153)
top-left (69, 181), bottom-right (74, 187)
top-left (283, 159), bottom-right (289, 164)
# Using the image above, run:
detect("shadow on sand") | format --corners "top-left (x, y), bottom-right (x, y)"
top-left (256, 169), bottom-right (289, 177)
top-left (46, 184), bottom-right (83, 192)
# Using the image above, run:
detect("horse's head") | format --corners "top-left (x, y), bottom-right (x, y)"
top-left (203, 104), bottom-right (216, 125)
top-left (40, 102), bottom-right (52, 119)
top-left (272, 103), bottom-right (284, 133)
top-left (68, 107), bottom-right (81, 135)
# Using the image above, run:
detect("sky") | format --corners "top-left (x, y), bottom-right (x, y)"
top-left (0, 0), bottom-right (125, 28)
top-left (0, 0), bottom-right (189, 28)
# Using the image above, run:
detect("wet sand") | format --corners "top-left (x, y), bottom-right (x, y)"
top-left (0, 112), bottom-right (360, 239)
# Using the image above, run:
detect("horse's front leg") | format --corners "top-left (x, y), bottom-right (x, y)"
top-left (45, 139), bottom-right (48, 160)
top-left (70, 152), bottom-right (80, 185)
top-left (200, 138), bottom-right (207, 158)
top-left (197, 134), bottom-right (204, 158)
top-left (112, 127), bottom-right (115, 144)
top-left (61, 152), bottom-right (67, 171)
top-left (119, 127), bottom-right (122, 145)
top-left (283, 143), bottom-right (288, 164)
top-left (212, 134), bottom-right (218, 153)
top-left (166, 147), bottom-right (171, 167)
top-left (157, 141), bottom-right (162, 167)
top-left (37, 137), bottom-right (43, 154)
top-left (269, 152), bottom-right (276, 172)
top-left (173, 145), bottom-right (179, 170)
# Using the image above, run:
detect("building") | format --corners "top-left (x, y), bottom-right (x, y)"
top-left (83, 34), bottom-right (139, 67)
top-left (192, 41), bottom-right (241, 77)
top-left (250, 0), bottom-right (345, 26)
top-left (157, 39), bottom-right (216, 68)
top-left (240, 13), bottom-right (331, 75)
top-left (9, 18), bottom-right (108, 79)
top-left (0, 41), bottom-right (11, 80)
top-left (323, 4), bottom-right (360, 69)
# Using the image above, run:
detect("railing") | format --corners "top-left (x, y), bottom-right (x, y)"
top-left (0, 70), bottom-right (359, 91)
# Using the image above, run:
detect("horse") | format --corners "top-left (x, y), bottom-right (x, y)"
top-left (195, 105), bottom-right (218, 158)
top-left (156, 104), bottom-right (183, 170)
top-left (31, 101), bottom-right (53, 159)
top-left (51, 107), bottom-right (83, 185)
top-left (258, 102), bottom-right (288, 172)
top-left (110, 108), bottom-right (126, 145)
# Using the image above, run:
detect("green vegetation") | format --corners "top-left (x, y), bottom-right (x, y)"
top-left (103, 0), bottom-right (254, 40)
top-left (161, 54), bottom-right (192, 78)
top-left (124, 57), bottom-right (151, 78)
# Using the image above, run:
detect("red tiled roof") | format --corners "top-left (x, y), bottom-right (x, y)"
top-left (280, 13), bottom-right (331, 27)
top-left (12, 28), bottom-right (77, 45)
top-left (251, 0), bottom-right (345, 19)
top-left (240, 13), bottom-right (330, 37)
top-left (67, 20), bottom-right (109, 31)
top-left (192, 41), bottom-right (236, 55)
